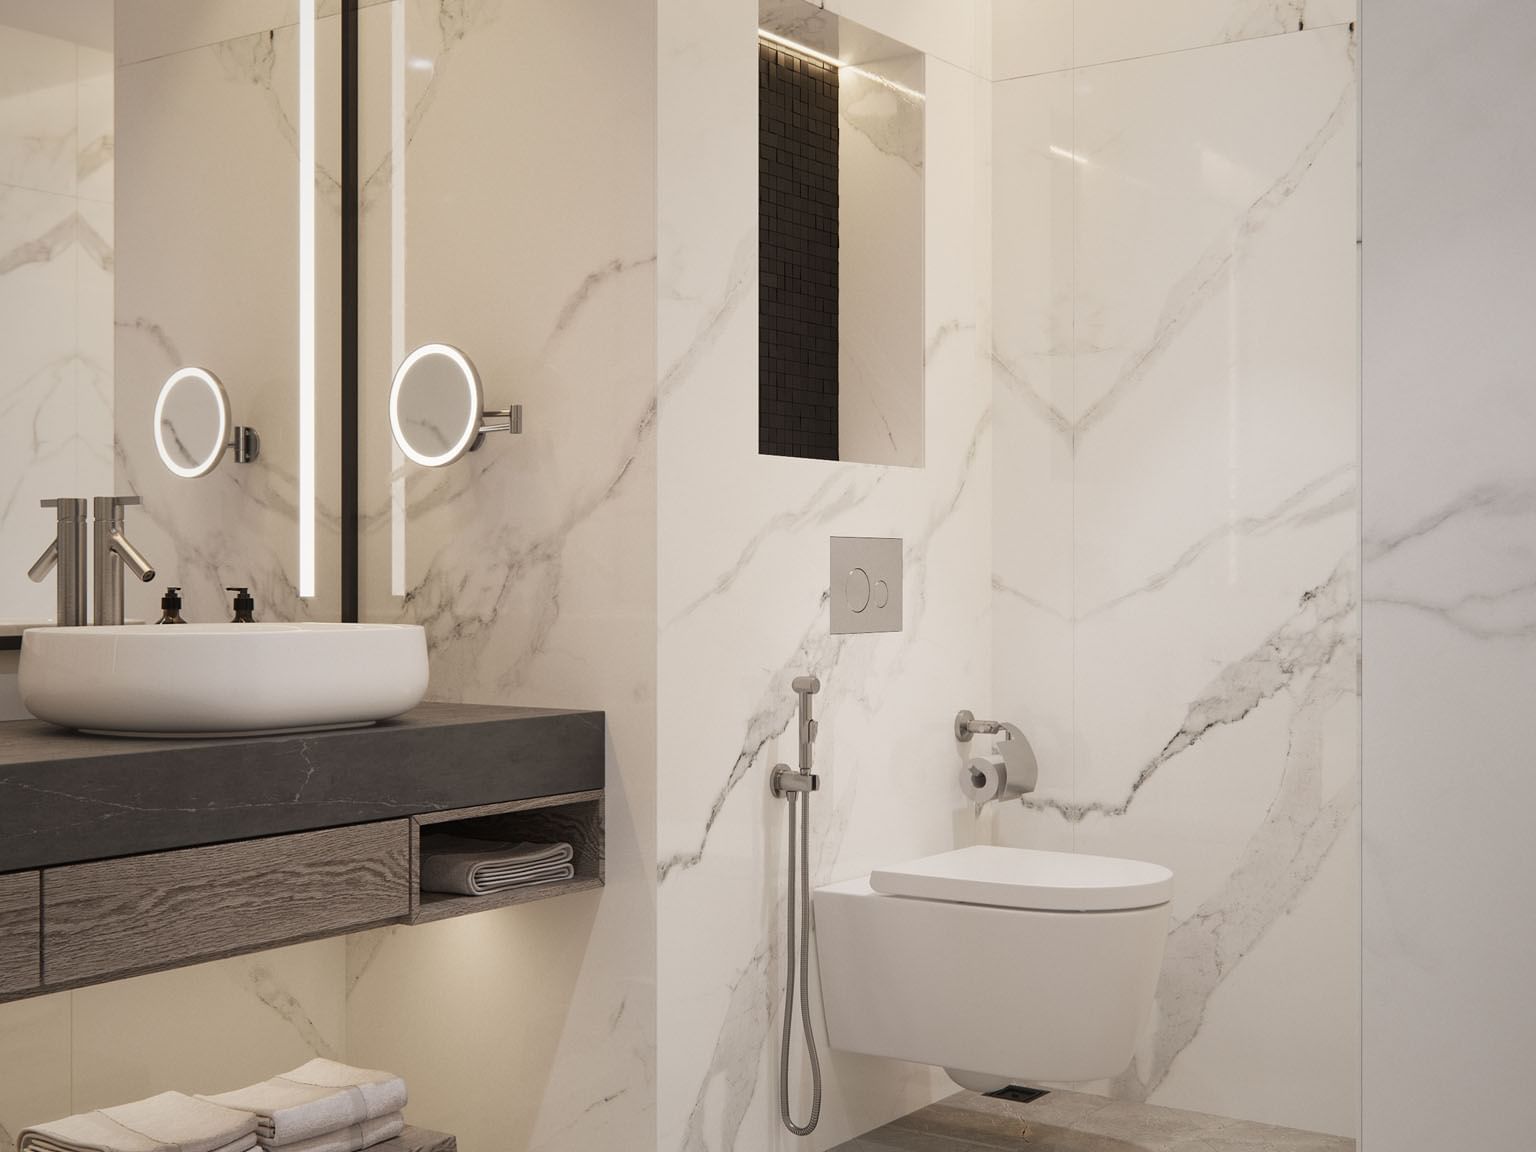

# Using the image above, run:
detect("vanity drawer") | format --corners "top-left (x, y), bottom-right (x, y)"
top-left (0, 871), bottom-right (40, 995)
top-left (43, 822), bottom-right (410, 987)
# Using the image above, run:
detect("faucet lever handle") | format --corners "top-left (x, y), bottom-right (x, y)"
top-left (109, 495), bottom-right (142, 508)
top-left (28, 539), bottom-right (59, 583)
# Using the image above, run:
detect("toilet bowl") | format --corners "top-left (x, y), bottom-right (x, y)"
top-left (813, 844), bottom-right (1171, 1091)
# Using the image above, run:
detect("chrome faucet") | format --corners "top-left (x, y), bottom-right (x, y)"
top-left (27, 498), bottom-right (89, 626)
top-left (92, 495), bottom-right (156, 625)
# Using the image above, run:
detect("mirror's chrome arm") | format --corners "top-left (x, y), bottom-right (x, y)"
top-left (479, 406), bottom-right (523, 437)
top-left (230, 425), bottom-right (261, 464)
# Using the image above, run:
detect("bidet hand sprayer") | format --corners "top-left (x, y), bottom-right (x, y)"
top-left (772, 673), bottom-right (823, 1136)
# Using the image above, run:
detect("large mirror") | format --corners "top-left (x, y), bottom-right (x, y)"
top-left (0, 1), bottom-right (347, 646)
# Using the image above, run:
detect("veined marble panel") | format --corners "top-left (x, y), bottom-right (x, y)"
top-left (0, 183), bottom-right (78, 623)
top-left (1073, 0), bottom-right (1355, 70)
top-left (991, 0), bottom-right (1357, 80)
top-left (0, 24), bottom-right (77, 195)
top-left (658, 0), bottom-right (992, 1145)
top-left (1362, 1), bottom-right (1536, 1147)
top-left (0, 21), bottom-right (117, 626)
top-left (990, 22), bottom-right (1359, 1139)
top-left (352, 2), bottom-right (657, 1151)
top-left (70, 940), bottom-right (348, 1111)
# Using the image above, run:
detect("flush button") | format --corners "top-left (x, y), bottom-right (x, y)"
top-left (830, 536), bottom-right (903, 635)
top-left (846, 567), bottom-right (872, 613)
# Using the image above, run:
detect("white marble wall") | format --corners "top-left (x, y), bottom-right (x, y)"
top-left (991, 4), bottom-right (1359, 1139)
top-left (0, 19), bottom-right (114, 623)
top-left (658, 2), bottom-right (992, 1149)
top-left (0, 940), bottom-right (349, 1152)
top-left (351, 2), bottom-right (658, 1150)
top-left (1361, 1), bottom-right (1536, 1148)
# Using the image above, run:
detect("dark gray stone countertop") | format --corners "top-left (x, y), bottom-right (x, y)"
top-left (0, 702), bottom-right (604, 872)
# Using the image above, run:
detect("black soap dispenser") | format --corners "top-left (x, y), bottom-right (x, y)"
top-left (157, 587), bottom-right (186, 624)
top-left (227, 586), bottom-right (257, 623)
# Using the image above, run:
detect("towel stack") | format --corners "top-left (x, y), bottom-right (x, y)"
top-left (200, 1060), bottom-right (407, 1152)
top-left (19, 1092), bottom-right (258, 1152)
top-left (419, 834), bottom-right (575, 896)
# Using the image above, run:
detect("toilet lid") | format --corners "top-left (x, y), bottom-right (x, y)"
top-left (870, 845), bottom-right (1173, 912)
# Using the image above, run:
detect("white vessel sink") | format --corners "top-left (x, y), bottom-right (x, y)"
top-left (19, 623), bottom-right (428, 737)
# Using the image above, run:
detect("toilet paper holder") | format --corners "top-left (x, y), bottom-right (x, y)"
top-left (955, 710), bottom-right (1039, 802)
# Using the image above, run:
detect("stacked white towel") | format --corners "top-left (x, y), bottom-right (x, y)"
top-left (18, 1091), bottom-right (258, 1152)
top-left (199, 1060), bottom-right (407, 1152)
top-left (419, 835), bottom-right (575, 896)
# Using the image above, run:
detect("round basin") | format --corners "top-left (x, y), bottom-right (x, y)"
top-left (19, 623), bottom-right (428, 737)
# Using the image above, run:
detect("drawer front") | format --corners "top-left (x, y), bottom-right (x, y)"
top-left (0, 871), bottom-right (40, 995)
top-left (44, 822), bottom-right (409, 987)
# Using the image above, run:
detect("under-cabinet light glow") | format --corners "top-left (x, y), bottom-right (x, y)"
top-left (298, 0), bottom-right (316, 598)
top-left (758, 30), bottom-right (925, 103)
top-left (757, 28), bottom-right (844, 69)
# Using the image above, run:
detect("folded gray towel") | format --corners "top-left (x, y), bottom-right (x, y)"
top-left (19, 1092), bottom-right (259, 1152)
top-left (419, 835), bottom-right (575, 896)
top-left (199, 1060), bottom-right (407, 1148)
top-left (263, 1113), bottom-right (403, 1152)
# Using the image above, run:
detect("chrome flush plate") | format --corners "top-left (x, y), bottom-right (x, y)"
top-left (830, 536), bottom-right (903, 634)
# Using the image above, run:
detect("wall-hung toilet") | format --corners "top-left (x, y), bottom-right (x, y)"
top-left (814, 844), bottom-right (1172, 1092)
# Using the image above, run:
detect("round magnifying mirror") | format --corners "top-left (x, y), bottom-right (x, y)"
top-left (389, 343), bottom-right (485, 467)
top-left (154, 367), bottom-right (232, 479)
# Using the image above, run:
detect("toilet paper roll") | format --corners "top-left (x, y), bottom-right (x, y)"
top-left (960, 755), bottom-right (1030, 805)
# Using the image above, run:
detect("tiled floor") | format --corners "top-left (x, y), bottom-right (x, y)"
top-left (832, 1089), bottom-right (1356, 1152)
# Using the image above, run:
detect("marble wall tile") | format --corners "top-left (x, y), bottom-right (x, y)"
top-left (0, 20), bottom-right (118, 626)
top-left (70, 940), bottom-right (348, 1110)
top-left (0, 994), bottom-right (72, 1152)
top-left (1073, 0), bottom-right (1354, 69)
top-left (990, 17), bottom-right (1359, 1139)
top-left (991, 0), bottom-right (1071, 80)
top-left (352, 3), bottom-right (657, 1151)
top-left (0, 181), bottom-right (78, 622)
top-left (657, 1), bottom-right (992, 1147)
top-left (1361, 1), bottom-right (1536, 1147)
top-left (0, 26), bottom-right (77, 196)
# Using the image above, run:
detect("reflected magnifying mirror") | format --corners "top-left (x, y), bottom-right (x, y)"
top-left (388, 343), bottom-right (522, 467)
top-left (153, 367), bottom-right (260, 479)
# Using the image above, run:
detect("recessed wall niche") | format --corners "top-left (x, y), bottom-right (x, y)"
top-left (757, 2), bottom-right (925, 467)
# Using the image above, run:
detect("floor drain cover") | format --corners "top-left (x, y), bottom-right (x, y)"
top-left (984, 1085), bottom-right (1049, 1104)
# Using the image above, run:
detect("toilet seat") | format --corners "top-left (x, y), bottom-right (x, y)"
top-left (869, 844), bottom-right (1172, 913)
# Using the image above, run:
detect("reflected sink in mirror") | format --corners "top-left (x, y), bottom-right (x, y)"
top-left (18, 623), bottom-right (428, 737)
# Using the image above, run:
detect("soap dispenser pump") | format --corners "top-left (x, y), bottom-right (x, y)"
top-left (226, 586), bottom-right (256, 623)
top-left (157, 586), bottom-right (186, 624)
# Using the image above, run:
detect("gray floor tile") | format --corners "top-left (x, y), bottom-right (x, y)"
top-left (829, 1090), bottom-right (1356, 1152)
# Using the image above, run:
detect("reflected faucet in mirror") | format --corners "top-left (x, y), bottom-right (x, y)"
top-left (389, 343), bottom-right (522, 467)
top-left (27, 499), bottom-right (89, 627)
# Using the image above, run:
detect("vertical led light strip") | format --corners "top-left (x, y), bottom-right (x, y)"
top-left (298, 0), bottom-right (317, 598)
top-left (389, 0), bottom-right (407, 597)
